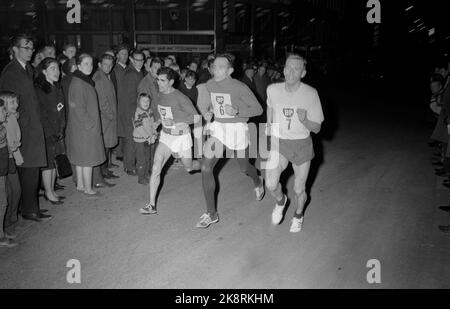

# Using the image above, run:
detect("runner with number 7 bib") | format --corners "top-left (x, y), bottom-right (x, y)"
top-left (265, 54), bottom-right (324, 233)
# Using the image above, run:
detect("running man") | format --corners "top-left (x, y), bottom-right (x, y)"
top-left (196, 53), bottom-right (265, 228)
top-left (140, 67), bottom-right (201, 214)
top-left (265, 53), bottom-right (324, 233)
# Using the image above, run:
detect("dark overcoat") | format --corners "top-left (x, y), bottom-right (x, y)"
top-left (65, 75), bottom-right (106, 167)
top-left (93, 69), bottom-right (118, 149)
top-left (117, 65), bottom-right (143, 137)
top-left (0, 59), bottom-right (46, 167)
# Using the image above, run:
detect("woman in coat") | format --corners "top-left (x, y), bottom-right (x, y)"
top-left (66, 54), bottom-right (106, 196)
top-left (35, 57), bottom-right (66, 204)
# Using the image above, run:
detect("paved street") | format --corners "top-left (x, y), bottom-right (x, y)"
top-left (1, 85), bottom-right (449, 289)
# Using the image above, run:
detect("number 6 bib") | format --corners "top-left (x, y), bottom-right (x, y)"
top-left (211, 92), bottom-right (234, 119)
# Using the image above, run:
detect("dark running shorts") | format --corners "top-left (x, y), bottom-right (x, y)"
top-left (278, 136), bottom-right (314, 166)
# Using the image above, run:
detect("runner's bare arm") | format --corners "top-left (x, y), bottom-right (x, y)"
top-left (178, 94), bottom-right (199, 125)
top-left (296, 108), bottom-right (321, 134)
top-left (196, 83), bottom-right (212, 119)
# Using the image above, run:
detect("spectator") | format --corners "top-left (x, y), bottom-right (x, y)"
top-left (92, 53), bottom-right (119, 185)
top-left (118, 50), bottom-right (145, 175)
top-left (138, 57), bottom-right (162, 175)
top-left (57, 43), bottom-right (77, 65)
top-left (0, 91), bottom-right (22, 231)
top-left (164, 56), bottom-right (174, 67)
top-left (35, 57), bottom-right (66, 204)
top-left (113, 44), bottom-right (130, 162)
top-left (62, 43), bottom-right (77, 60)
top-left (187, 60), bottom-right (198, 73)
top-left (178, 70), bottom-right (198, 105)
top-left (197, 58), bottom-right (214, 85)
top-left (241, 61), bottom-right (258, 95)
top-left (66, 53), bottom-right (106, 196)
top-left (0, 34), bottom-right (51, 222)
top-left (133, 93), bottom-right (158, 185)
top-left (142, 48), bottom-right (151, 60)
top-left (254, 62), bottom-right (269, 104)
top-left (0, 98), bottom-right (18, 247)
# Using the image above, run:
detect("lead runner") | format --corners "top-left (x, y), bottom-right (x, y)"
top-left (265, 53), bottom-right (324, 233)
top-left (195, 53), bottom-right (265, 228)
top-left (139, 67), bottom-right (201, 215)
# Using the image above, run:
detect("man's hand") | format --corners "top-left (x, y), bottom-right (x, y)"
top-left (204, 111), bottom-right (214, 122)
top-left (162, 118), bottom-right (174, 127)
top-left (296, 108), bottom-right (307, 123)
top-left (173, 122), bottom-right (189, 135)
top-left (225, 105), bottom-right (239, 116)
top-left (148, 134), bottom-right (158, 144)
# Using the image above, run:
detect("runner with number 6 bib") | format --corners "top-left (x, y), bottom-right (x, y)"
top-left (195, 54), bottom-right (265, 228)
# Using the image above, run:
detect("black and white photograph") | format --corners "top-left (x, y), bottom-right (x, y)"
top-left (0, 0), bottom-right (449, 293)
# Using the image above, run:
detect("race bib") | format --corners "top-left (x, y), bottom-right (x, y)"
top-left (158, 105), bottom-right (175, 129)
top-left (211, 93), bottom-right (233, 119)
top-left (282, 107), bottom-right (295, 131)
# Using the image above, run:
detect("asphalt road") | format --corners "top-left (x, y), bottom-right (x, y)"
top-left (1, 85), bottom-right (449, 289)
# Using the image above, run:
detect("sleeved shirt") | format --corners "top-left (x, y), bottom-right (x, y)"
top-left (5, 113), bottom-right (21, 152)
top-left (267, 82), bottom-right (324, 140)
top-left (197, 77), bottom-right (263, 124)
top-left (155, 89), bottom-right (199, 133)
top-left (0, 123), bottom-right (7, 149)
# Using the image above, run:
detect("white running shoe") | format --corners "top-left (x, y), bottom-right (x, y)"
top-left (271, 195), bottom-right (287, 225)
top-left (140, 203), bottom-right (157, 214)
top-left (196, 213), bottom-right (219, 228)
top-left (254, 177), bottom-right (265, 201)
top-left (290, 216), bottom-right (304, 233)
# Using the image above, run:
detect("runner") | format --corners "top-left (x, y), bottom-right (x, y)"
top-left (265, 53), bottom-right (324, 233)
top-left (139, 67), bottom-right (200, 215)
top-left (195, 53), bottom-right (265, 228)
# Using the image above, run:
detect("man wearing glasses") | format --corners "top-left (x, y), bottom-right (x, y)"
top-left (118, 50), bottom-right (145, 176)
top-left (0, 34), bottom-right (51, 222)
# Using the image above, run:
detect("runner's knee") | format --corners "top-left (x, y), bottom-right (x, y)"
top-left (265, 173), bottom-right (279, 192)
top-left (293, 182), bottom-right (306, 197)
top-left (201, 160), bottom-right (214, 174)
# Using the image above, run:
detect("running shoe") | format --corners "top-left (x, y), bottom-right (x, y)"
top-left (196, 213), bottom-right (219, 228)
top-left (254, 177), bottom-right (265, 201)
top-left (271, 195), bottom-right (287, 225)
top-left (140, 204), bottom-right (157, 215)
top-left (290, 216), bottom-right (304, 233)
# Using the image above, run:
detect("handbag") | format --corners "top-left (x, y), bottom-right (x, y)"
top-left (54, 153), bottom-right (72, 179)
top-left (53, 139), bottom-right (72, 179)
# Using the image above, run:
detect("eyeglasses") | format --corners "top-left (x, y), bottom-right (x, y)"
top-left (19, 46), bottom-right (35, 52)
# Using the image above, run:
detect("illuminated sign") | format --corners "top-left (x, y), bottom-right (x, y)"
top-left (138, 44), bottom-right (213, 53)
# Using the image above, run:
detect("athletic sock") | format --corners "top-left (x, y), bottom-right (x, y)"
top-left (276, 195), bottom-right (286, 206)
top-left (293, 212), bottom-right (303, 219)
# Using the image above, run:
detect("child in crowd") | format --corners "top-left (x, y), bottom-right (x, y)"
top-left (133, 93), bottom-right (159, 185)
top-left (2, 92), bottom-right (24, 166)
top-left (0, 98), bottom-right (18, 248)
top-left (1, 91), bottom-right (22, 231)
